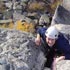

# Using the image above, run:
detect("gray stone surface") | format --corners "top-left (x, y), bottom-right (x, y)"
top-left (0, 28), bottom-right (47, 70)
top-left (39, 14), bottom-right (50, 26)
top-left (51, 5), bottom-right (70, 25)
top-left (51, 5), bottom-right (70, 44)
top-left (56, 60), bottom-right (70, 70)
top-left (62, 0), bottom-right (70, 11)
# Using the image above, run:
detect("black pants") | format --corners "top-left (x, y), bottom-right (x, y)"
top-left (44, 52), bottom-right (54, 68)
top-left (44, 49), bottom-right (63, 68)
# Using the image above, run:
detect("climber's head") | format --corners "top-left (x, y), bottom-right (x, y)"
top-left (45, 26), bottom-right (59, 47)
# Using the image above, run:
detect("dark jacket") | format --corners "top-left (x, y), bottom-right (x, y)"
top-left (37, 27), bottom-right (70, 59)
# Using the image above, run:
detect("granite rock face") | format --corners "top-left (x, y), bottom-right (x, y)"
top-left (51, 5), bottom-right (70, 45)
top-left (0, 28), bottom-right (47, 70)
top-left (56, 60), bottom-right (70, 70)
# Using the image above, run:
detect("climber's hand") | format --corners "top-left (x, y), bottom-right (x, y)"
top-left (35, 38), bottom-right (41, 46)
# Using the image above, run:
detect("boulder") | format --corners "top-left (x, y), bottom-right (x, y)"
top-left (51, 5), bottom-right (70, 44)
top-left (39, 14), bottom-right (50, 26)
top-left (51, 5), bottom-right (70, 25)
top-left (56, 60), bottom-right (70, 70)
top-left (0, 28), bottom-right (46, 70)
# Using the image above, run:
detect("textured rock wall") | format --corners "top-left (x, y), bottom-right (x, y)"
top-left (56, 60), bottom-right (70, 70)
top-left (51, 5), bottom-right (70, 45)
top-left (0, 28), bottom-right (47, 70)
